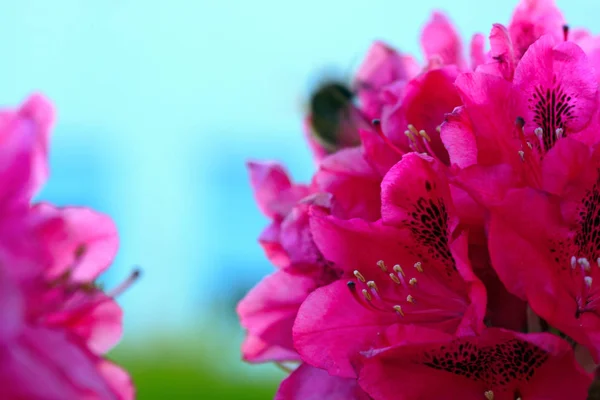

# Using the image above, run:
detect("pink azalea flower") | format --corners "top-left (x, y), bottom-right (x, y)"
top-left (445, 34), bottom-right (599, 206)
top-left (275, 363), bottom-right (369, 400)
top-left (239, 161), bottom-right (342, 363)
top-left (293, 154), bottom-right (486, 377)
top-left (487, 140), bottom-right (600, 362)
top-left (358, 326), bottom-right (591, 399)
top-left (0, 95), bottom-right (134, 399)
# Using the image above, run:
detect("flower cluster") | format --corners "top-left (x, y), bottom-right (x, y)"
top-left (0, 95), bottom-right (135, 399)
top-left (238, 0), bottom-right (600, 398)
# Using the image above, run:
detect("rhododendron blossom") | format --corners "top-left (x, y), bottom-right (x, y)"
top-left (0, 94), bottom-right (136, 399)
top-left (239, 0), bottom-right (600, 398)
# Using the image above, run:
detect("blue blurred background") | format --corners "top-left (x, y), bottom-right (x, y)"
top-left (0, 0), bottom-right (597, 397)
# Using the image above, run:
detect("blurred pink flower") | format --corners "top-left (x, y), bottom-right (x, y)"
top-left (0, 95), bottom-right (135, 399)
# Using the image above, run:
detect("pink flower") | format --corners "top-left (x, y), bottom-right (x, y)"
top-left (487, 140), bottom-right (600, 361)
top-left (0, 95), bottom-right (134, 399)
top-left (239, 161), bottom-right (342, 363)
top-left (275, 363), bottom-right (370, 400)
top-left (292, 154), bottom-right (486, 377)
top-left (445, 34), bottom-right (599, 206)
top-left (358, 326), bottom-right (591, 399)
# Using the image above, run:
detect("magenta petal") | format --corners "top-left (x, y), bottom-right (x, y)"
top-left (420, 11), bottom-right (464, 68)
top-left (31, 204), bottom-right (120, 281)
top-left (237, 270), bottom-right (316, 363)
top-left (315, 148), bottom-right (381, 221)
top-left (0, 94), bottom-right (54, 208)
top-left (359, 327), bottom-right (590, 400)
top-left (440, 106), bottom-right (478, 169)
top-left (469, 33), bottom-right (486, 71)
top-left (0, 266), bottom-right (23, 342)
top-left (508, 0), bottom-right (565, 59)
top-left (514, 35), bottom-right (598, 146)
top-left (0, 327), bottom-right (125, 399)
top-left (247, 161), bottom-right (310, 218)
top-left (98, 361), bottom-right (135, 400)
top-left (380, 153), bottom-right (454, 230)
top-left (275, 363), bottom-right (369, 400)
top-left (293, 280), bottom-right (396, 378)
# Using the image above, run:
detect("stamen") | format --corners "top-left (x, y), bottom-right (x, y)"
top-left (377, 260), bottom-right (387, 272)
top-left (393, 264), bottom-right (405, 277)
top-left (484, 391), bottom-right (494, 400)
top-left (413, 262), bottom-right (423, 273)
top-left (526, 142), bottom-right (533, 150)
top-left (409, 277), bottom-right (417, 286)
top-left (534, 127), bottom-right (543, 139)
top-left (407, 124), bottom-right (419, 136)
top-left (107, 267), bottom-right (141, 298)
top-left (578, 257), bottom-right (591, 271)
top-left (367, 280), bottom-right (379, 293)
top-left (419, 130), bottom-right (431, 142)
top-left (555, 128), bottom-right (564, 139)
top-left (354, 270), bottom-right (366, 282)
top-left (362, 289), bottom-right (372, 301)
top-left (393, 304), bottom-right (405, 316)
top-left (435, 125), bottom-right (441, 133)
top-left (571, 256), bottom-right (577, 269)
top-left (585, 276), bottom-right (593, 288)
top-left (563, 24), bottom-right (569, 41)
top-left (389, 273), bottom-right (401, 284)
top-left (518, 150), bottom-right (525, 161)
top-left (371, 119), bottom-right (405, 156)
top-left (407, 294), bottom-right (415, 303)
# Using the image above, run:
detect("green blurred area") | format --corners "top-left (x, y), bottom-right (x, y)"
top-left (109, 331), bottom-right (283, 399)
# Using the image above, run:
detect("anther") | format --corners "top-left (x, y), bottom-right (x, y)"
top-left (347, 281), bottom-right (356, 291)
top-left (362, 289), bottom-right (372, 301)
top-left (578, 258), bottom-right (591, 271)
top-left (413, 262), bottom-right (423, 273)
top-left (367, 280), bottom-right (379, 293)
top-left (409, 277), bottom-right (417, 286)
top-left (484, 390), bottom-right (494, 400)
top-left (393, 305), bottom-right (405, 316)
top-left (534, 127), bottom-right (543, 138)
top-left (571, 256), bottom-right (577, 269)
top-left (354, 270), bottom-right (366, 282)
top-left (393, 264), bottom-right (405, 277)
top-left (518, 150), bottom-right (525, 161)
top-left (389, 273), bottom-right (401, 284)
top-left (408, 124), bottom-right (419, 136)
top-left (419, 130), bottom-right (431, 142)
top-left (377, 260), bottom-right (387, 272)
top-left (585, 276), bottom-right (593, 288)
top-left (515, 116), bottom-right (525, 128)
top-left (563, 24), bottom-right (569, 41)
top-left (555, 128), bottom-right (564, 139)
top-left (407, 294), bottom-right (415, 303)
top-left (526, 142), bottom-right (533, 149)
top-left (435, 125), bottom-right (441, 133)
